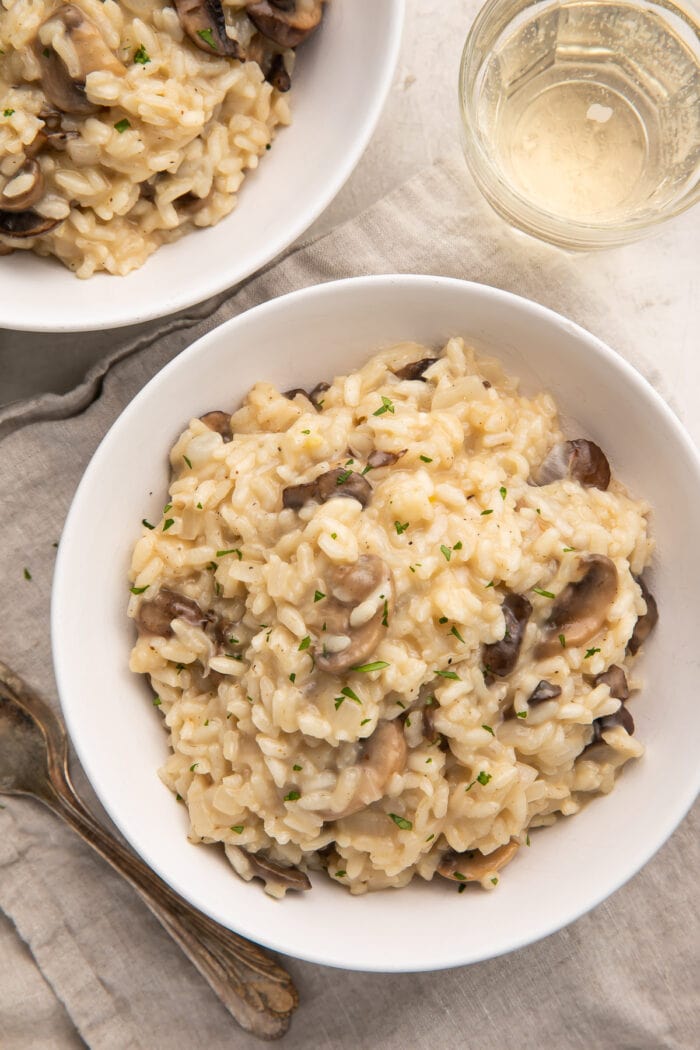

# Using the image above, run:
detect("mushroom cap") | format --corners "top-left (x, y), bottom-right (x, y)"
top-left (282, 466), bottom-right (372, 510)
top-left (315, 555), bottom-right (391, 675)
top-left (482, 592), bottom-right (533, 677)
top-left (318, 720), bottom-right (407, 821)
top-left (248, 0), bottom-right (325, 49)
top-left (535, 554), bottom-right (618, 658)
top-left (0, 209), bottom-right (61, 238)
top-left (135, 588), bottom-right (210, 637)
top-left (627, 576), bottom-right (658, 655)
top-left (393, 357), bottom-right (439, 381)
top-left (199, 410), bottom-right (233, 441)
top-left (0, 161), bottom-right (44, 213)
top-left (533, 439), bottom-right (611, 490)
top-left (594, 665), bottom-right (629, 701)
top-left (438, 841), bottom-right (519, 883)
top-left (35, 5), bottom-right (125, 115)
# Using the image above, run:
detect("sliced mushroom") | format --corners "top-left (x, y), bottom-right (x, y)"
top-left (315, 555), bottom-right (392, 675)
top-left (535, 555), bottom-right (618, 658)
top-left (199, 410), bottom-right (233, 441)
top-left (591, 703), bottom-right (635, 743)
top-left (244, 33), bottom-right (292, 90)
top-left (309, 381), bottom-right (330, 409)
top-left (366, 449), bottom-right (406, 469)
top-left (0, 209), bottom-right (61, 238)
top-left (627, 576), bottom-right (658, 656)
top-left (283, 387), bottom-right (311, 401)
top-left (482, 593), bottom-right (533, 677)
top-left (135, 588), bottom-right (210, 637)
top-left (594, 665), bottom-right (629, 700)
top-left (532, 439), bottom-right (611, 490)
top-left (173, 0), bottom-right (241, 57)
top-left (527, 680), bottom-right (562, 705)
top-left (247, 0), bottom-right (325, 49)
top-left (438, 841), bottom-right (519, 883)
top-left (35, 5), bottom-right (126, 115)
top-left (282, 467), bottom-right (372, 510)
top-left (225, 844), bottom-right (311, 895)
top-left (0, 161), bottom-right (44, 212)
top-left (423, 701), bottom-right (449, 751)
top-left (318, 720), bottom-right (407, 821)
top-left (393, 357), bottom-right (439, 381)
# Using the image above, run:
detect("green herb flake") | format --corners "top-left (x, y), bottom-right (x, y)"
top-left (482, 724), bottom-right (494, 735)
top-left (163, 502), bottom-right (173, 513)
top-left (438, 616), bottom-right (448, 624)
top-left (516, 710), bottom-right (528, 719)
top-left (562, 546), bottom-right (575, 553)
top-left (500, 486), bottom-right (507, 500)
top-left (162, 518), bottom-right (175, 532)
top-left (373, 395), bottom-right (395, 417)
top-left (559, 633), bottom-right (567, 648)
top-left (298, 635), bottom-right (311, 651)
top-left (301, 428), bottom-right (311, 435)
top-left (231, 825), bottom-right (244, 834)
top-left (335, 870), bottom-right (347, 877)
top-left (360, 718), bottom-right (371, 726)
top-left (450, 626), bottom-right (465, 643)
top-left (425, 834), bottom-right (435, 844)
top-left (197, 27), bottom-right (217, 49)
top-left (289, 672), bottom-right (296, 683)
top-left (440, 544), bottom-right (452, 561)
top-left (361, 464), bottom-right (372, 475)
top-left (246, 696), bottom-right (255, 704)
top-left (152, 697), bottom-right (162, 706)
top-left (189, 763), bottom-right (199, 772)
top-left (453, 871), bottom-right (467, 882)
top-left (292, 764), bottom-right (302, 772)
top-left (217, 548), bottom-right (242, 559)
top-left (394, 520), bottom-right (409, 535)
top-left (196, 502), bottom-right (203, 509)
top-left (485, 580), bottom-right (495, 588)
top-left (584, 647), bottom-right (601, 659)
top-left (313, 590), bottom-right (325, 602)
top-left (130, 585), bottom-right (148, 595)
top-left (477, 771), bottom-right (492, 786)
top-left (330, 532), bottom-right (337, 540)
top-left (183, 455), bottom-right (192, 469)
top-left (336, 469), bottom-right (352, 486)
top-left (3, 108), bottom-right (15, 117)
top-left (481, 509), bottom-right (493, 516)
top-left (434, 669), bottom-right (460, 680)
top-left (175, 793), bottom-right (183, 802)
top-left (42, 47), bottom-right (50, 57)
top-left (133, 44), bottom-right (150, 64)
top-left (420, 454), bottom-right (433, 463)
top-left (526, 833), bottom-right (531, 846)
top-left (141, 518), bottom-right (155, 530)
top-left (204, 719), bottom-right (209, 726)
top-left (458, 882), bottom-right (467, 893)
top-left (491, 877), bottom-right (499, 885)
top-left (453, 541), bottom-right (463, 550)
top-left (532, 587), bottom-right (555, 599)
top-left (334, 695), bottom-right (345, 710)
top-left (284, 790), bottom-right (300, 802)
top-left (388, 813), bottom-right (412, 831)
top-left (536, 508), bottom-right (542, 515)
top-left (351, 660), bottom-right (390, 673)
top-left (114, 118), bottom-right (131, 133)
top-left (341, 686), bottom-right (361, 704)
top-left (175, 663), bottom-right (185, 673)
top-left (23, 567), bottom-right (32, 581)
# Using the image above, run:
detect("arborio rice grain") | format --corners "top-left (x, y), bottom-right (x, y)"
top-left (128, 338), bottom-right (658, 897)
top-left (0, 0), bottom-right (325, 276)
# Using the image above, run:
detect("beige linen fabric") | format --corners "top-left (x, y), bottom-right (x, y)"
top-left (0, 152), bottom-right (697, 1049)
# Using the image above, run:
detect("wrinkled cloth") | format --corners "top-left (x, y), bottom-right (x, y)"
top-left (0, 152), bottom-right (698, 1050)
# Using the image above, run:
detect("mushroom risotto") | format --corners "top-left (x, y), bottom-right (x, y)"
top-left (128, 338), bottom-right (658, 897)
top-left (0, 0), bottom-right (326, 276)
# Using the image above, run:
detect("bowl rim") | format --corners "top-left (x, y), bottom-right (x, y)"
top-left (52, 275), bottom-right (700, 971)
top-left (1, 1), bottom-right (405, 333)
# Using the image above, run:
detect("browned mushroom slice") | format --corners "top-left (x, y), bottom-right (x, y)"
top-left (0, 209), bottom-right (61, 238)
top-left (266, 51), bottom-right (291, 90)
top-left (0, 243), bottom-right (14, 256)
top-left (35, 5), bottom-right (126, 115)
top-left (532, 439), bottom-right (611, 490)
top-left (594, 665), bottom-right (629, 700)
top-left (318, 721), bottom-right (407, 821)
top-left (438, 841), bottom-right (519, 883)
top-left (199, 410), bottom-right (232, 441)
top-left (535, 555), bottom-right (617, 658)
top-left (482, 593), bottom-right (533, 677)
top-left (135, 588), bottom-right (210, 637)
top-left (315, 555), bottom-right (392, 675)
top-left (591, 703), bottom-right (635, 743)
top-left (282, 467), bottom-right (372, 510)
top-left (393, 357), bottom-right (439, 381)
top-left (527, 680), bottom-right (562, 705)
top-left (283, 387), bottom-right (311, 401)
top-left (366, 448), bottom-right (406, 469)
top-left (309, 380), bottom-right (330, 409)
top-left (626, 576), bottom-right (658, 656)
top-left (244, 851), bottom-right (311, 892)
top-left (247, 0), bottom-right (325, 49)
top-left (173, 0), bottom-right (241, 56)
top-left (0, 161), bottom-right (44, 212)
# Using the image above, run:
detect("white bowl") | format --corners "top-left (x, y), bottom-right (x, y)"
top-left (52, 276), bottom-right (700, 972)
top-left (0, 1), bottom-right (404, 333)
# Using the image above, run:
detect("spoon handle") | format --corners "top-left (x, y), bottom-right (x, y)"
top-left (41, 780), bottom-right (297, 1040)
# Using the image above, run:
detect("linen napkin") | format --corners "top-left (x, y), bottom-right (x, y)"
top-left (1, 151), bottom-right (697, 1050)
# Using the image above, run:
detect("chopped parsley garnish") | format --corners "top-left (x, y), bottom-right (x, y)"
top-left (330, 532), bottom-right (337, 539)
top-left (360, 717), bottom-right (371, 726)
top-left (141, 518), bottom-right (155, 530)
top-left (313, 590), bottom-right (325, 602)
top-left (388, 813), bottom-right (412, 831)
top-left (336, 469), bottom-right (352, 485)
top-left (453, 541), bottom-right (463, 550)
top-left (152, 697), bottom-right (162, 706)
top-left (482, 724), bottom-right (494, 735)
top-left (196, 502), bottom-right (203, 509)
top-left (438, 616), bottom-right (448, 624)
top-left (458, 883), bottom-right (467, 893)
top-left (405, 716), bottom-right (412, 727)
top-left (289, 672), bottom-right (296, 683)
top-left (334, 696), bottom-right (346, 710)
top-left (189, 763), bottom-right (198, 772)
top-left (197, 27), bottom-right (217, 49)
top-left (526, 833), bottom-right (531, 846)
top-left (351, 660), bottom-right (390, 673)
top-left (381, 598), bottom-right (389, 627)
top-left (114, 118), bottom-right (131, 133)
top-left (450, 626), bottom-right (465, 643)
top-left (420, 454), bottom-right (433, 463)
top-left (395, 700), bottom-right (406, 709)
top-left (292, 764), bottom-right (302, 772)
top-left (485, 580), bottom-right (495, 588)
top-left (373, 395), bottom-right (395, 417)
top-left (134, 45), bottom-right (151, 64)
top-left (584, 647), bottom-right (601, 659)
top-left (216, 548), bottom-right (242, 559)
top-left (532, 587), bottom-right (555, 599)
top-left (558, 633), bottom-right (567, 648)
top-left (394, 520), bottom-right (409, 534)
top-left (130, 585), bottom-right (148, 595)
top-left (298, 635), bottom-right (311, 651)
top-left (562, 546), bottom-right (575, 553)
top-left (500, 486), bottom-right (507, 500)
top-left (440, 544), bottom-right (452, 562)
top-left (481, 509), bottom-right (493, 516)
top-left (183, 455), bottom-right (192, 469)
top-left (42, 47), bottom-right (50, 57)
top-left (23, 567), bottom-right (32, 581)
top-left (490, 877), bottom-right (499, 885)
top-left (3, 108), bottom-right (15, 117)
top-left (175, 663), bottom-right (185, 673)
top-left (340, 686), bottom-right (361, 704)
top-left (516, 710), bottom-right (528, 719)
top-left (230, 825), bottom-right (244, 834)
top-left (301, 429), bottom-right (310, 435)
top-left (175, 793), bottom-right (183, 802)
top-left (361, 464), bottom-right (372, 475)
top-left (163, 502), bottom-right (172, 513)
top-left (452, 871), bottom-right (467, 881)
top-left (162, 518), bottom-right (175, 532)
top-left (466, 771), bottom-right (492, 791)
top-left (434, 669), bottom-right (460, 680)
top-left (204, 719), bottom-right (209, 726)
top-left (335, 870), bottom-right (347, 877)
top-left (284, 790), bottom-right (300, 802)
top-left (425, 834), bottom-right (435, 842)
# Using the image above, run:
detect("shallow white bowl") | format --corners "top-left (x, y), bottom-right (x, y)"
top-left (1, 1), bottom-right (403, 333)
top-left (53, 276), bottom-right (700, 972)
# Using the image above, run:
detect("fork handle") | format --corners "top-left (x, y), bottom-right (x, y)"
top-left (41, 780), bottom-right (298, 1040)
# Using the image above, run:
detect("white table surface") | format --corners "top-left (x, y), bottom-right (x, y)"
top-left (2, 1), bottom-right (697, 425)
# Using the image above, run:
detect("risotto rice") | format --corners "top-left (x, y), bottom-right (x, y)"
top-left (127, 338), bottom-right (658, 897)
